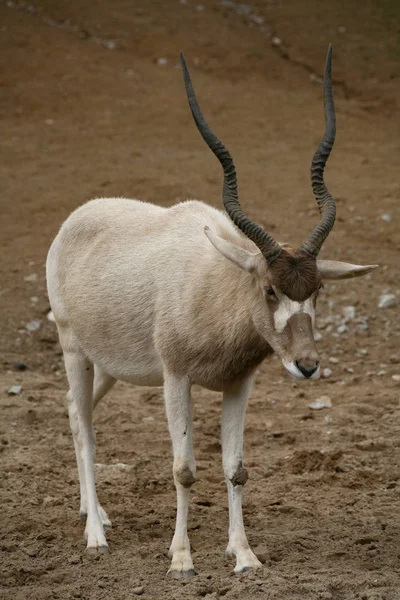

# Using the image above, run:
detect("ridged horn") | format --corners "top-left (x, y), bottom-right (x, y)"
top-left (300, 44), bottom-right (336, 257)
top-left (180, 52), bottom-right (281, 262)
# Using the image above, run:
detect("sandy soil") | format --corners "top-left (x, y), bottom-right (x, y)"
top-left (1, 1), bottom-right (400, 598)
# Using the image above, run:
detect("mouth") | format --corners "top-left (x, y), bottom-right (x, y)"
top-left (283, 361), bottom-right (321, 380)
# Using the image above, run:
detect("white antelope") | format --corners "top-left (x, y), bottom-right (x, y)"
top-left (46, 45), bottom-right (377, 576)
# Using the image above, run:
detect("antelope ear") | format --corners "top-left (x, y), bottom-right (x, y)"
top-left (317, 260), bottom-right (379, 280)
top-left (204, 226), bottom-right (261, 272)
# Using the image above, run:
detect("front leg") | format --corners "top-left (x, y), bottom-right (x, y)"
top-left (164, 371), bottom-right (196, 578)
top-left (222, 375), bottom-right (262, 573)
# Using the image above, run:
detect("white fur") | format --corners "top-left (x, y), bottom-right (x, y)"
top-left (274, 295), bottom-right (314, 334)
top-left (46, 196), bottom-right (375, 574)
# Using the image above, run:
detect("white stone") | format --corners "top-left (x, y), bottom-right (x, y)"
top-left (24, 273), bottom-right (38, 282)
top-left (8, 385), bottom-right (22, 395)
top-left (381, 214), bottom-right (392, 222)
top-left (309, 396), bottom-right (332, 410)
top-left (26, 320), bottom-right (41, 332)
top-left (392, 375), bottom-right (400, 382)
top-left (322, 368), bottom-right (332, 378)
top-left (329, 357), bottom-right (339, 364)
top-left (343, 305), bottom-right (356, 321)
top-left (314, 331), bottom-right (323, 342)
top-left (378, 294), bottom-right (397, 309)
top-left (337, 324), bottom-right (349, 334)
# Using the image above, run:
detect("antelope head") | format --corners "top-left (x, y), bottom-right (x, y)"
top-left (181, 46), bottom-right (378, 380)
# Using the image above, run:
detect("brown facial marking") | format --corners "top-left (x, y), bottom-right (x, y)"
top-left (268, 249), bottom-right (321, 302)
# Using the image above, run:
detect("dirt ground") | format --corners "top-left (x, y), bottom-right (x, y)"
top-left (1, 1), bottom-right (400, 598)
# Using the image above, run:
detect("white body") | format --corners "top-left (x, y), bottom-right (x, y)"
top-left (47, 197), bottom-right (271, 574)
top-left (47, 196), bottom-right (376, 575)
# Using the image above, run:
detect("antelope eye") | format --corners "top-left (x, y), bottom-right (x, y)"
top-left (265, 286), bottom-right (277, 298)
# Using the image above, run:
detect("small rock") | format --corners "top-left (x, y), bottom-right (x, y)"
top-left (26, 320), bottom-right (41, 332)
top-left (25, 409), bottom-right (37, 425)
top-left (30, 296), bottom-right (39, 304)
top-left (322, 368), bottom-right (332, 378)
top-left (8, 385), bottom-right (22, 395)
top-left (103, 40), bottom-right (116, 50)
top-left (378, 294), bottom-right (397, 309)
top-left (329, 357), bottom-right (339, 364)
top-left (157, 57), bottom-right (168, 65)
top-left (24, 273), bottom-right (38, 282)
top-left (272, 36), bottom-right (282, 46)
top-left (392, 375), bottom-right (400, 382)
top-left (314, 331), bottom-right (323, 342)
top-left (343, 306), bottom-right (356, 321)
top-left (356, 439), bottom-right (387, 451)
top-left (381, 214), bottom-right (392, 222)
top-left (309, 396), bottom-right (332, 410)
top-left (142, 416), bottom-right (154, 421)
top-left (337, 324), bottom-right (348, 334)
top-left (14, 362), bottom-right (28, 371)
top-left (358, 348), bottom-right (369, 356)
top-left (254, 546), bottom-right (270, 565)
top-left (68, 554), bottom-right (81, 565)
top-left (377, 370), bottom-right (386, 376)
top-left (132, 587), bottom-right (144, 596)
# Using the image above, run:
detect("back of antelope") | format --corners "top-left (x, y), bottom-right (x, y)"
top-left (46, 45), bottom-right (377, 576)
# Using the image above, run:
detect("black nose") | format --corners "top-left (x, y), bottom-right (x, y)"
top-left (295, 361), bottom-right (319, 378)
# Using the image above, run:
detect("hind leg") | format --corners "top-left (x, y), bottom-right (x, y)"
top-left (64, 346), bottom-right (108, 553)
top-left (69, 366), bottom-right (115, 527)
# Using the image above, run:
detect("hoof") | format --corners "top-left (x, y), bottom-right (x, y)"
top-left (168, 568), bottom-right (196, 579)
top-left (236, 566), bottom-right (253, 573)
top-left (85, 544), bottom-right (109, 556)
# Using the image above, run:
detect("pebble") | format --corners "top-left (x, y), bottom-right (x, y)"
top-left (131, 587), bottom-right (144, 596)
top-left (309, 396), bottom-right (332, 410)
top-left (8, 385), bottom-right (22, 395)
top-left (381, 214), bottom-right (392, 222)
top-left (26, 320), bottom-right (41, 332)
top-left (14, 362), bottom-right (28, 371)
top-left (30, 296), bottom-right (39, 304)
top-left (68, 555), bottom-right (81, 565)
top-left (329, 357), bottom-right (339, 364)
top-left (392, 375), bottom-right (400, 382)
top-left (314, 331), bottom-right (323, 342)
top-left (322, 368), bottom-right (332, 378)
top-left (337, 324), bottom-right (348, 334)
top-left (343, 305), bottom-right (356, 321)
top-left (378, 294), bottom-right (397, 309)
top-left (157, 57), bottom-right (168, 65)
top-left (25, 409), bottom-right (37, 425)
top-left (24, 273), bottom-right (38, 282)
top-left (254, 545), bottom-right (269, 564)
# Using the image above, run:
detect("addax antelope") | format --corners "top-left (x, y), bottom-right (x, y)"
top-left (46, 45), bottom-right (377, 576)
